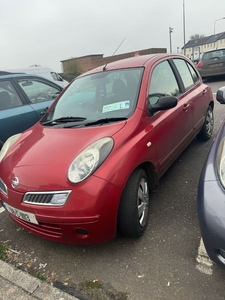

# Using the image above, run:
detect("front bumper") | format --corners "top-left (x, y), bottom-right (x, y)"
top-left (0, 176), bottom-right (121, 244)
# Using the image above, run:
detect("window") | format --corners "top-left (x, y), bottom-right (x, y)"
top-left (48, 68), bottom-right (144, 121)
top-left (0, 81), bottom-right (23, 111)
top-left (173, 59), bottom-right (196, 90)
top-left (17, 79), bottom-right (61, 103)
top-left (148, 60), bottom-right (180, 105)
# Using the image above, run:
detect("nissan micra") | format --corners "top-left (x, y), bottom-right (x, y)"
top-left (0, 54), bottom-right (214, 244)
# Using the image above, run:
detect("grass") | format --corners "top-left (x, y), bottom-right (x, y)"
top-left (0, 244), bottom-right (7, 261)
top-left (79, 280), bottom-right (128, 300)
top-left (34, 273), bottom-right (47, 281)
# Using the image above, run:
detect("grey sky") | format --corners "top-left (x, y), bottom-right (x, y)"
top-left (1, 0), bottom-right (225, 72)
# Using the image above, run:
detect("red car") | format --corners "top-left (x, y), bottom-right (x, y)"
top-left (0, 54), bottom-right (214, 244)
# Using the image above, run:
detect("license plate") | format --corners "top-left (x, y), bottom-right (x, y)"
top-left (209, 63), bottom-right (223, 68)
top-left (3, 201), bottom-right (38, 224)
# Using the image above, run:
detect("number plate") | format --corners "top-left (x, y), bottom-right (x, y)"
top-left (3, 201), bottom-right (38, 224)
top-left (209, 63), bottom-right (223, 68)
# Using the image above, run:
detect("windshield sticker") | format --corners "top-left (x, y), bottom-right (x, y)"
top-left (102, 101), bottom-right (130, 113)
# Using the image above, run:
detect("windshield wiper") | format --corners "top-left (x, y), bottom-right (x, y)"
top-left (85, 117), bottom-right (127, 127)
top-left (41, 117), bottom-right (87, 126)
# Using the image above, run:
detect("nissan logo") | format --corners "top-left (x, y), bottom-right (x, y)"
top-left (11, 177), bottom-right (19, 188)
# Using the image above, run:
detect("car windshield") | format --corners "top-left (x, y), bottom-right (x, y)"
top-left (41, 68), bottom-right (143, 126)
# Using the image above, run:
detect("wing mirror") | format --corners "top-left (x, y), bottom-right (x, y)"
top-left (148, 95), bottom-right (178, 116)
top-left (216, 86), bottom-right (225, 104)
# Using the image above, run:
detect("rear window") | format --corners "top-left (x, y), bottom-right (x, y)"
top-left (203, 49), bottom-right (225, 60)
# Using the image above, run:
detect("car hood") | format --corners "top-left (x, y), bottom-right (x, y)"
top-left (2, 122), bottom-right (126, 192)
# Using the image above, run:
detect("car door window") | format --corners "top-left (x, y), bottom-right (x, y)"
top-left (17, 79), bottom-right (61, 104)
top-left (173, 59), bottom-right (197, 90)
top-left (187, 62), bottom-right (199, 84)
top-left (0, 81), bottom-right (23, 111)
top-left (148, 60), bottom-right (180, 105)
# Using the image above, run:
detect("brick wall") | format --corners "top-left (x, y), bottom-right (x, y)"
top-left (61, 48), bottom-right (166, 75)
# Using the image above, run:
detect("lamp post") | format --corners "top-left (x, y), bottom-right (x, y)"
top-left (214, 17), bottom-right (225, 35)
top-left (169, 27), bottom-right (173, 53)
top-left (183, 0), bottom-right (186, 55)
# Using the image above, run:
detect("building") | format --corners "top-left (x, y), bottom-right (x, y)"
top-left (182, 31), bottom-right (225, 62)
top-left (60, 48), bottom-right (167, 76)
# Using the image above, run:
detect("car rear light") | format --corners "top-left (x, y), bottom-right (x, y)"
top-left (197, 61), bottom-right (203, 68)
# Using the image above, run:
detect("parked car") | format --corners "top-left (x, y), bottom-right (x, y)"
top-left (198, 86), bottom-right (225, 268)
top-left (196, 48), bottom-right (225, 78)
top-left (3, 66), bottom-right (69, 88)
top-left (0, 54), bottom-right (214, 244)
top-left (0, 73), bottom-right (63, 149)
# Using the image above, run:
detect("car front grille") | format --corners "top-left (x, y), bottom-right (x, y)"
top-left (23, 193), bottom-right (54, 204)
top-left (22, 190), bottom-right (71, 206)
top-left (0, 178), bottom-right (7, 195)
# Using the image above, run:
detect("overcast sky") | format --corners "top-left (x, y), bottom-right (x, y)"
top-left (1, 0), bottom-right (225, 72)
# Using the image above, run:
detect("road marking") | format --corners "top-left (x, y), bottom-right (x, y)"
top-left (196, 238), bottom-right (213, 275)
top-left (0, 206), bottom-right (5, 213)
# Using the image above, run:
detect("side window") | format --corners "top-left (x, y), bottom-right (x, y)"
top-left (17, 79), bottom-right (61, 103)
top-left (149, 61), bottom-right (180, 105)
top-left (187, 62), bottom-right (199, 84)
top-left (51, 72), bottom-right (63, 82)
top-left (0, 81), bottom-right (23, 111)
top-left (173, 59), bottom-right (196, 90)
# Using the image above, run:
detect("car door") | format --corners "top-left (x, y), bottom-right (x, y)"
top-left (172, 58), bottom-right (208, 133)
top-left (147, 59), bottom-right (193, 176)
top-left (0, 79), bottom-right (39, 146)
top-left (14, 77), bottom-right (62, 120)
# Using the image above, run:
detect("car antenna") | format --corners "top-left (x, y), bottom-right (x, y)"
top-left (103, 37), bottom-right (126, 71)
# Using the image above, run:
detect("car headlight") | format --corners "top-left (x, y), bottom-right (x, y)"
top-left (0, 133), bottom-right (21, 163)
top-left (68, 137), bottom-right (114, 183)
top-left (217, 138), bottom-right (225, 188)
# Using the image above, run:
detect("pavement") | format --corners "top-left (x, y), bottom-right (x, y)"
top-left (0, 260), bottom-right (80, 300)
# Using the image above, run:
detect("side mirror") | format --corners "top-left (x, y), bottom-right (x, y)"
top-left (148, 95), bottom-right (178, 116)
top-left (216, 86), bottom-right (225, 104)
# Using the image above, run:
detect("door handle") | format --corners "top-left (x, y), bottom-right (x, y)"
top-left (183, 103), bottom-right (190, 111)
top-left (202, 89), bottom-right (207, 95)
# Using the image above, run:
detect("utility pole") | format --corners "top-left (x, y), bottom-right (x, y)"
top-left (183, 0), bottom-right (186, 55)
top-left (169, 27), bottom-right (173, 53)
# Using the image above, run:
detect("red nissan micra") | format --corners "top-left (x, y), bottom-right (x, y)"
top-left (0, 54), bottom-right (214, 244)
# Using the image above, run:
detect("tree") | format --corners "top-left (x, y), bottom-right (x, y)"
top-left (190, 34), bottom-right (205, 40)
top-left (66, 60), bottom-right (82, 77)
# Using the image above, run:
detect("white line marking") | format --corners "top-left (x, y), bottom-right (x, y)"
top-left (0, 206), bottom-right (5, 213)
top-left (196, 238), bottom-right (213, 275)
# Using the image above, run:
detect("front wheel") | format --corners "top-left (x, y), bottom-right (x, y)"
top-left (117, 168), bottom-right (150, 238)
top-left (197, 106), bottom-right (214, 141)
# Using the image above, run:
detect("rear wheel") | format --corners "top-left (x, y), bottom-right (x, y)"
top-left (117, 168), bottom-right (150, 238)
top-left (197, 106), bottom-right (214, 141)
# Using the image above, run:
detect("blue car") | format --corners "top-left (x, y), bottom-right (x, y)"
top-left (198, 86), bottom-right (225, 267)
top-left (0, 72), bottom-right (63, 149)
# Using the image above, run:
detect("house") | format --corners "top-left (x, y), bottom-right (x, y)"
top-left (182, 31), bottom-right (225, 62)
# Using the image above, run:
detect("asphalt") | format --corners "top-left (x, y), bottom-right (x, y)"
top-left (0, 260), bottom-right (79, 300)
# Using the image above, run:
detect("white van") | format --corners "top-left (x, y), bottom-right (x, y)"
top-left (4, 66), bottom-right (69, 88)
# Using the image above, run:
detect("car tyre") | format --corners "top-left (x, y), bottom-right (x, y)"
top-left (117, 168), bottom-right (150, 238)
top-left (197, 106), bottom-right (214, 141)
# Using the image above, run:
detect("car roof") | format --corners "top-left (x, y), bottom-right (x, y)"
top-left (203, 47), bottom-right (225, 54)
top-left (81, 53), bottom-right (187, 76)
top-left (0, 72), bottom-right (45, 80)
top-left (0, 73), bottom-right (63, 89)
